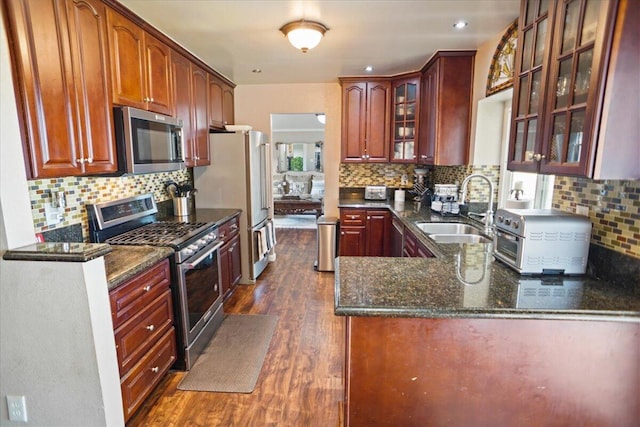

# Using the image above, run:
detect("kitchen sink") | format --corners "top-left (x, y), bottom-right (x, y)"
top-left (415, 222), bottom-right (483, 235)
top-left (414, 221), bottom-right (492, 244)
top-left (427, 234), bottom-right (492, 244)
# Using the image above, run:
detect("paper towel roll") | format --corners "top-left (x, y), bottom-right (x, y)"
top-left (394, 189), bottom-right (405, 202)
top-left (505, 198), bottom-right (532, 209)
top-left (394, 200), bottom-right (405, 211)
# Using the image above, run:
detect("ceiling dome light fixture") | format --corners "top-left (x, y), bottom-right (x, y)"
top-left (279, 19), bottom-right (329, 53)
top-left (453, 20), bottom-right (469, 29)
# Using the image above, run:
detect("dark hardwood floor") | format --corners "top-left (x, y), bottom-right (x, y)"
top-left (127, 228), bottom-right (344, 426)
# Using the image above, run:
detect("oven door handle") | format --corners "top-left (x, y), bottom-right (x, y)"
top-left (185, 241), bottom-right (224, 269)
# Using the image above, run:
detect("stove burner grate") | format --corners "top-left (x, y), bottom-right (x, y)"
top-left (106, 221), bottom-right (210, 246)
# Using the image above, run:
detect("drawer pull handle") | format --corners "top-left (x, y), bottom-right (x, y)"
top-left (143, 285), bottom-right (151, 292)
top-left (146, 324), bottom-right (155, 332)
top-left (151, 366), bottom-right (159, 373)
top-left (231, 224), bottom-right (238, 230)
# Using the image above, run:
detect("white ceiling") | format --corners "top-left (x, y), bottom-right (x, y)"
top-left (119, 0), bottom-right (520, 85)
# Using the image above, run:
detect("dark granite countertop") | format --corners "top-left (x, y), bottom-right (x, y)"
top-left (336, 198), bottom-right (640, 321)
top-left (105, 245), bottom-right (173, 290)
top-left (3, 242), bottom-right (112, 262)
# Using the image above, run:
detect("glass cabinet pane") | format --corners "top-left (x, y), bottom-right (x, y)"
top-left (539, 0), bottom-right (550, 15)
top-left (550, 115), bottom-right (567, 162)
top-left (406, 103), bottom-right (415, 120)
top-left (404, 141), bottom-right (414, 159)
top-left (561, 0), bottom-right (580, 54)
top-left (555, 58), bottom-right (573, 109)
top-left (518, 75), bottom-right (529, 116)
top-left (521, 29), bottom-right (534, 71)
top-left (396, 85), bottom-right (406, 102)
top-left (581, 0), bottom-right (599, 45)
top-left (395, 104), bottom-right (405, 120)
top-left (525, 0), bottom-right (537, 26)
top-left (526, 118), bottom-right (537, 157)
top-left (406, 84), bottom-right (417, 102)
top-left (514, 121), bottom-right (525, 161)
top-left (533, 18), bottom-right (548, 67)
top-left (393, 142), bottom-right (403, 160)
top-left (529, 71), bottom-right (542, 114)
top-left (573, 49), bottom-right (593, 104)
top-left (568, 110), bottom-right (585, 162)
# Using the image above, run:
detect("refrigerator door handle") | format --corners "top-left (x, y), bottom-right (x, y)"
top-left (260, 143), bottom-right (269, 210)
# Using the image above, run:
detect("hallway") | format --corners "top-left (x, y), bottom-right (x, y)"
top-left (128, 228), bottom-right (344, 426)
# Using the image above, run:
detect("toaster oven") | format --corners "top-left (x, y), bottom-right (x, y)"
top-left (493, 208), bottom-right (592, 275)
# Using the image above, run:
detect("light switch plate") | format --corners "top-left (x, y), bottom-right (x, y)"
top-left (576, 205), bottom-right (589, 216)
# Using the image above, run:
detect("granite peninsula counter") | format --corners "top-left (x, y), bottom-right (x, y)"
top-left (335, 198), bottom-right (640, 427)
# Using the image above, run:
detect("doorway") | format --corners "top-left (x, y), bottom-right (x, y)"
top-left (271, 113), bottom-right (326, 229)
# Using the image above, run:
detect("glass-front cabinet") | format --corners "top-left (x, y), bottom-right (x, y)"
top-left (509, 0), bottom-right (634, 178)
top-left (391, 74), bottom-right (420, 162)
top-left (508, 0), bottom-right (553, 172)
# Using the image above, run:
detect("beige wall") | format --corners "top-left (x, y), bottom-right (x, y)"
top-left (235, 83), bottom-right (342, 217)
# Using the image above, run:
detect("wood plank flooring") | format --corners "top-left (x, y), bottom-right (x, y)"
top-left (127, 228), bottom-right (344, 426)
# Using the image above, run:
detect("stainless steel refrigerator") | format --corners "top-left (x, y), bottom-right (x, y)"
top-left (193, 130), bottom-right (274, 284)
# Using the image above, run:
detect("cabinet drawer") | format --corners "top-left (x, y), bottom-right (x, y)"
top-left (121, 327), bottom-right (177, 422)
top-left (114, 289), bottom-right (174, 374)
top-left (218, 215), bottom-right (240, 241)
top-left (110, 259), bottom-right (171, 329)
top-left (340, 209), bottom-right (365, 226)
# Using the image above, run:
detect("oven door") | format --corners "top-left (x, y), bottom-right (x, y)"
top-left (176, 240), bottom-right (224, 348)
top-left (493, 228), bottom-right (523, 271)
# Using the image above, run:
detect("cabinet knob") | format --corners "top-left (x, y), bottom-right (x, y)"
top-left (361, 154), bottom-right (366, 159)
top-left (151, 366), bottom-right (159, 373)
top-left (86, 157), bottom-right (93, 164)
top-left (367, 216), bottom-right (371, 220)
top-left (529, 153), bottom-right (546, 162)
top-left (150, 97), bottom-right (154, 102)
top-left (143, 285), bottom-right (151, 292)
top-left (341, 231), bottom-right (344, 235)
top-left (76, 158), bottom-right (85, 164)
top-left (146, 324), bottom-right (155, 332)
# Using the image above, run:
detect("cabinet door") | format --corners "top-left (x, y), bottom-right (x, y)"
top-left (341, 82), bottom-right (367, 162)
top-left (190, 65), bottom-right (210, 166)
top-left (508, 0), bottom-right (554, 172)
top-left (391, 76), bottom-right (420, 163)
top-left (208, 77), bottom-right (223, 128)
top-left (171, 51), bottom-right (193, 162)
top-left (365, 81), bottom-right (391, 162)
top-left (403, 230), bottom-right (417, 257)
top-left (418, 65), bottom-right (437, 165)
top-left (143, 33), bottom-right (172, 115)
top-left (366, 210), bottom-right (391, 257)
top-left (222, 84), bottom-right (235, 126)
top-left (391, 218), bottom-right (404, 257)
top-left (219, 242), bottom-right (231, 298)
top-left (107, 9), bottom-right (145, 109)
top-left (340, 227), bottom-right (366, 256)
top-left (228, 234), bottom-right (242, 289)
top-left (539, 0), bottom-right (616, 176)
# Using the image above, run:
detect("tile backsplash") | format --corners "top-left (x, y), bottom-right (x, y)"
top-left (552, 176), bottom-right (639, 258)
top-left (28, 170), bottom-right (190, 242)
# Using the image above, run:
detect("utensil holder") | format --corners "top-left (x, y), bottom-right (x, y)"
top-left (173, 196), bottom-right (191, 217)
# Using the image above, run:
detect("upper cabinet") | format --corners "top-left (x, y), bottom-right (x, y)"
top-left (208, 76), bottom-right (235, 129)
top-left (107, 9), bottom-right (173, 115)
top-left (188, 65), bottom-right (210, 167)
top-left (5, 0), bottom-right (118, 178)
top-left (340, 79), bottom-right (391, 163)
top-left (418, 51), bottom-right (475, 165)
top-left (390, 74), bottom-right (420, 163)
top-left (509, 0), bottom-right (638, 178)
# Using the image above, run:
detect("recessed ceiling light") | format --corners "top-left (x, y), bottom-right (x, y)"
top-left (252, 68), bottom-right (262, 73)
top-left (453, 21), bottom-right (468, 29)
top-left (364, 65), bottom-right (374, 72)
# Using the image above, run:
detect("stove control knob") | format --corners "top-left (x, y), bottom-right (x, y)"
top-left (188, 244), bottom-right (198, 251)
top-left (512, 221), bottom-right (520, 230)
top-left (504, 219), bottom-right (511, 226)
top-left (497, 215), bottom-right (504, 223)
top-left (183, 248), bottom-right (194, 256)
top-left (208, 232), bottom-right (217, 241)
top-left (197, 239), bottom-right (207, 246)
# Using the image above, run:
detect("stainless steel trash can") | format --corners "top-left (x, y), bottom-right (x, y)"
top-left (315, 216), bottom-right (338, 272)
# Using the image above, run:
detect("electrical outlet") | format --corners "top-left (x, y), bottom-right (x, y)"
top-left (7, 395), bottom-right (28, 422)
top-left (576, 205), bottom-right (589, 216)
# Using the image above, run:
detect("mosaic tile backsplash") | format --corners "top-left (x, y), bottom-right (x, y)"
top-left (552, 176), bottom-right (639, 259)
top-left (28, 170), bottom-right (191, 242)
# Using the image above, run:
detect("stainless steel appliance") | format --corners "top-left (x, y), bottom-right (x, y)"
top-left (194, 130), bottom-right (274, 284)
top-left (87, 193), bottom-right (223, 370)
top-left (364, 185), bottom-right (387, 200)
top-left (113, 106), bottom-right (184, 175)
top-left (493, 208), bottom-right (592, 275)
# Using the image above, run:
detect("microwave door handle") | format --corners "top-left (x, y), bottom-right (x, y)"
top-left (184, 241), bottom-right (223, 269)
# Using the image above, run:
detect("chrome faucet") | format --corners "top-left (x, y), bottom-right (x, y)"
top-left (459, 174), bottom-right (495, 232)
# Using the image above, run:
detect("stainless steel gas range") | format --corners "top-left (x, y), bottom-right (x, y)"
top-left (87, 193), bottom-right (224, 370)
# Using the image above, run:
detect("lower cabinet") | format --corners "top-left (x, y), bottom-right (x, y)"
top-left (339, 208), bottom-right (391, 256)
top-left (109, 258), bottom-right (176, 422)
top-left (403, 229), bottom-right (434, 258)
top-left (218, 213), bottom-right (241, 299)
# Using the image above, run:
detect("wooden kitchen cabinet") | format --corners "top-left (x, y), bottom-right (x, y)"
top-left (418, 51), bottom-right (475, 165)
top-left (208, 76), bottom-right (235, 129)
top-left (339, 208), bottom-right (391, 256)
top-left (391, 73), bottom-right (420, 163)
top-left (340, 79), bottom-right (391, 163)
top-left (218, 214), bottom-right (241, 299)
top-left (109, 258), bottom-right (176, 422)
top-left (4, 0), bottom-right (118, 178)
top-left (107, 8), bottom-right (173, 115)
top-left (509, 0), bottom-right (638, 179)
top-left (403, 229), bottom-right (434, 258)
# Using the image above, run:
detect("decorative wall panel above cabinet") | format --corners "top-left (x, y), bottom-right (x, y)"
top-left (340, 79), bottom-right (391, 163)
top-left (4, 0), bottom-right (118, 178)
top-left (107, 8), bottom-right (173, 115)
top-left (509, 0), bottom-right (638, 179)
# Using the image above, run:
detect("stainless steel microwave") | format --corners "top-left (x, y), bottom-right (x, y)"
top-left (113, 106), bottom-right (184, 174)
